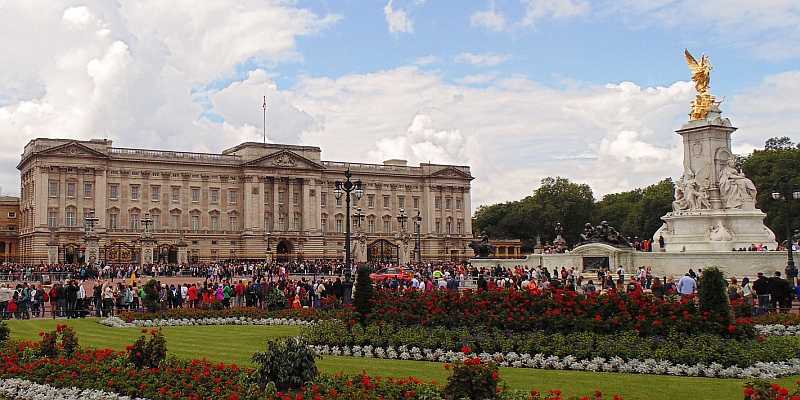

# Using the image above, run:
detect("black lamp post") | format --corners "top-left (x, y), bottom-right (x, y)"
top-left (335, 169), bottom-right (363, 302)
top-left (413, 210), bottom-right (422, 263)
top-left (397, 208), bottom-right (408, 231)
top-left (265, 232), bottom-right (271, 265)
top-left (771, 178), bottom-right (800, 284)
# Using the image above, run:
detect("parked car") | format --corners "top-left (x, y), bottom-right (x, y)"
top-left (370, 267), bottom-right (414, 282)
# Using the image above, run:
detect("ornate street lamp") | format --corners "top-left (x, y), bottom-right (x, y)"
top-left (413, 210), bottom-right (422, 263)
top-left (83, 210), bottom-right (99, 234)
top-left (141, 213), bottom-right (153, 235)
top-left (265, 232), bottom-right (272, 265)
top-left (334, 168), bottom-right (363, 300)
top-left (397, 208), bottom-right (408, 232)
top-left (771, 178), bottom-right (800, 283)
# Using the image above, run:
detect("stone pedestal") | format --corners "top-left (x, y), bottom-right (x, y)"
top-left (353, 233), bottom-right (368, 263)
top-left (177, 241), bottom-right (188, 265)
top-left (396, 233), bottom-right (411, 265)
top-left (47, 245), bottom-right (59, 264)
top-left (84, 234), bottom-right (100, 265)
top-left (654, 108), bottom-right (777, 252)
top-left (140, 237), bottom-right (156, 266)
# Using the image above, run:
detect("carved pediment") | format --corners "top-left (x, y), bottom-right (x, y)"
top-left (430, 167), bottom-right (472, 179)
top-left (243, 150), bottom-right (324, 170)
top-left (36, 141), bottom-right (109, 160)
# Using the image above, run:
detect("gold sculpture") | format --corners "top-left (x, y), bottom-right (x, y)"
top-left (684, 49), bottom-right (717, 121)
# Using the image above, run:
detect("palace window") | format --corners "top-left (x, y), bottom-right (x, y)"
top-left (435, 218), bottom-right (441, 234)
top-left (321, 214), bottom-right (327, 233)
top-left (435, 196), bottom-right (442, 209)
top-left (66, 182), bottom-right (76, 198)
top-left (151, 185), bottom-right (161, 201)
top-left (413, 196), bottom-right (420, 209)
top-left (229, 215), bottom-right (238, 230)
top-left (191, 215), bottom-right (200, 231)
top-left (320, 192), bottom-right (327, 207)
top-left (446, 217), bottom-right (453, 234)
top-left (383, 195), bottom-right (390, 208)
top-left (108, 211), bottom-right (118, 229)
top-left (47, 209), bottom-right (58, 228)
top-left (129, 211), bottom-right (140, 230)
top-left (367, 194), bottom-right (375, 208)
top-left (130, 185), bottom-right (140, 200)
top-left (293, 192), bottom-right (300, 206)
top-left (211, 215), bottom-right (220, 231)
top-left (210, 188), bottom-right (219, 204)
top-left (335, 196), bottom-right (342, 207)
top-left (228, 189), bottom-right (238, 204)
top-left (171, 186), bottom-right (180, 202)
top-left (151, 211), bottom-right (161, 229)
top-left (109, 184), bottom-right (119, 200)
top-left (398, 195), bottom-right (405, 209)
top-left (293, 213), bottom-right (301, 230)
top-left (83, 182), bottom-right (93, 198)
top-left (7, 212), bottom-right (15, 219)
top-left (382, 216), bottom-right (391, 233)
top-left (65, 207), bottom-right (76, 227)
top-left (335, 215), bottom-right (344, 233)
top-left (48, 180), bottom-right (59, 197)
top-left (457, 220), bottom-right (463, 235)
top-left (456, 198), bottom-right (462, 210)
top-left (191, 187), bottom-right (200, 202)
top-left (445, 197), bottom-right (452, 210)
top-left (368, 216), bottom-right (376, 233)
top-left (170, 213), bottom-right (180, 228)
top-left (278, 213), bottom-right (286, 230)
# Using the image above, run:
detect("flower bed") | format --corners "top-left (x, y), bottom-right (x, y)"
top-left (0, 378), bottom-right (148, 400)
top-left (754, 313), bottom-right (800, 327)
top-left (100, 316), bottom-right (315, 328)
top-left (755, 324), bottom-right (800, 337)
top-left (310, 344), bottom-right (800, 379)
top-left (368, 288), bottom-right (753, 337)
top-left (117, 307), bottom-right (327, 324)
top-left (302, 320), bottom-right (800, 372)
top-left (0, 340), bottom-right (621, 400)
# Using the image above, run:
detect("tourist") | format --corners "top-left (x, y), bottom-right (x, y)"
top-left (768, 271), bottom-right (793, 313)
top-left (677, 273), bottom-right (696, 297)
top-left (753, 272), bottom-right (771, 315)
top-left (0, 283), bottom-right (12, 319)
top-left (741, 277), bottom-right (753, 305)
top-left (727, 277), bottom-right (742, 301)
top-left (651, 278), bottom-right (665, 299)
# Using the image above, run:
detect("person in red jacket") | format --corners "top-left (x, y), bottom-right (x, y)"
top-left (187, 284), bottom-right (198, 308)
top-left (234, 280), bottom-right (245, 308)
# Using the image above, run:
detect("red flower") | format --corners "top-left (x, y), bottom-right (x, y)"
top-left (461, 345), bottom-right (472, 354)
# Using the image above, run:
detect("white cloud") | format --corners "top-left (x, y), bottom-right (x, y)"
top-left (457, 73), bottom-right (498, 85)
top-left (470, 2), bottom-right (507, 32)
top-left (413, 55), bottom-right (440, 66)
top-left (520, 0), bottom-right (590, 27)
top-left (454, 52), bottom-right (510, 67)
top-left (384, 0), bottom-right (414, 34)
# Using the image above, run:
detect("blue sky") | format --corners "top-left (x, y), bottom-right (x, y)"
top-left (1, 0), bottom-right (798, 206)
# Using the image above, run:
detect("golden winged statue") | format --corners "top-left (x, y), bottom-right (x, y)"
top-left (684, 49), bottom-right (716, 120)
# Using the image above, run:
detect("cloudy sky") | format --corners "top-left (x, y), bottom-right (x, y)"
top-left (1, 0), bottom-right (799, 208)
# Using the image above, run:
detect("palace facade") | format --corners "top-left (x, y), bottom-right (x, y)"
top-left (17, 138), bottom-right (473, 264)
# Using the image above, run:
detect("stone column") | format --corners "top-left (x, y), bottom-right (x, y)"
top-left (463, 187), bottom-right (472, 237)
top-left (287, 178), bottom-right (295, 231)
top-left (36, 167), bottom-right (49, 227)
top-left (94, 168), bottom-right (107, 230)
top-left (272, 177), bottom-right (280, 231)
top-left (140, 237), bottom-right (156, 266)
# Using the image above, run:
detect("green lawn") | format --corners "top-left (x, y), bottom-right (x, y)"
top-left (6, 319), bottom-right (797, 399)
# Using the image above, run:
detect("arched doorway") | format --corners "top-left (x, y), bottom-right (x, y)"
top-left (368, 239), bottom-right (399, 263)
top-left (276, 240), bottom-right (293, 262)
top-left (157, 244), bottom-right (178, 264)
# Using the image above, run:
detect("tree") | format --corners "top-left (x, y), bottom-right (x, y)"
top-left (530, 177), bottom-right (594, 245)
top-left (698, 267), bottom-right (733, 327)
top-left (353, 265), bottom-right (373, 324)
top-left (764, 136), bottom-right (796, 151)
top-left (741, 145), bottom-right (800, 244)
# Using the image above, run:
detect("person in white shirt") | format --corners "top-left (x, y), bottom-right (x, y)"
top-left (677, 273), bottom-right (697, 296)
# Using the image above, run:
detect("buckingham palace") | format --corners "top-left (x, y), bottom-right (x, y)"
top-left (16, 138), bottom-right (474, 265)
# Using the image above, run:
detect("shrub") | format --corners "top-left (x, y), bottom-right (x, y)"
top-left (0, 320), bottom-right (9, 343)
top-left (354, 265), bottom-right (374, 324)
top-left (142, 279), bottom-right (160, 312)
top-left (251, 337), bottom-right (318, 391)
top-left (38, 324), bottom-right (79, 358)
top-left (444, 348), bottom-right (500, 400)
top-left (699, 266), bottom-right (733, 326)
top-left (264, 288), bottom-right (288, 310)
top-left (127, 329), bottom-right (167, 368)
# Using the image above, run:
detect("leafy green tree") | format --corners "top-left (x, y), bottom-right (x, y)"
top-left (741, 140), bottom-right (800, 244)
top-left (698, 267), bottom-right (733, 327)
top-left (764, 136), bottom-right (796, 150)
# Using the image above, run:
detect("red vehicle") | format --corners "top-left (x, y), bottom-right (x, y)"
top-left (370, 267), bottom-right (414, 282)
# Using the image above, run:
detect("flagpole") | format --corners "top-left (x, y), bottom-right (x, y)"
top-left (262, 96), bottom-right (267, 144)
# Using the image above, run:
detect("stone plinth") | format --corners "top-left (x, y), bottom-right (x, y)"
top-left (84, 234), bottom-right (100, 265)
top-left (656, 209), bottom-right (777, 252)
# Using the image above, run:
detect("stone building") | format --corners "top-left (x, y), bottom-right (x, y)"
top-left (17, 138), bottom-right (473, 264)
top-left (0, 196), bottom-right (20, 262)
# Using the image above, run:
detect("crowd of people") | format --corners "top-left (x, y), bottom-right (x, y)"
top-left (0, 258), bottom-right (798, 319)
